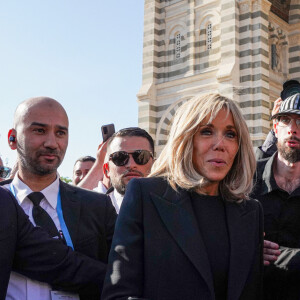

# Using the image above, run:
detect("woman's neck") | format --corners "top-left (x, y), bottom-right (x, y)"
top-left (196, 181), bottom-right (219, 196)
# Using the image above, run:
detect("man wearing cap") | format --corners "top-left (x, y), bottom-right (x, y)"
top-left (256, 79), bottom-right (300, 159)
top-left (251, 92), bottom-right (300, 299)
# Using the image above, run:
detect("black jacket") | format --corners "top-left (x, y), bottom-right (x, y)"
top-left (0, 186), bottom-right (111, 300)
top-left (1, 179), bottom-right (117, 299)
top-left (102, 177), bottom-right (264, 300)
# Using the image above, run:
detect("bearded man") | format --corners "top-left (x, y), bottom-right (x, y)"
top-left (251, 93), bottom-right (300, 300)
top-left (94, 127), bottom-right (154, 213)
top-left (1, 97), bottom-right (116, 300)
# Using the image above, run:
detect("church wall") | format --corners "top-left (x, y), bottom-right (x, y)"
top-left (138, 0), bottom-right (300, 155)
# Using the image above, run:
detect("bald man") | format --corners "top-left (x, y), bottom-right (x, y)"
top-left (1, 97), bottom-right (116, 300)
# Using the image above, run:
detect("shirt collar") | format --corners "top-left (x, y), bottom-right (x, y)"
top-left (95, 181), bottom-right (108, 194)
top-left (259, 152), bottom-right (300, 196)
top-left (11, 172), bottom-right (60, 209)
top-left (107, 187), bottom-right (123, 213)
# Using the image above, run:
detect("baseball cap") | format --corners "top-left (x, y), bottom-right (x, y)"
top-left (271, 93), bottom-right (300, 120)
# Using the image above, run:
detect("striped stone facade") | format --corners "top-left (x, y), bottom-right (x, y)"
top-left (137, 0), bottom-right (300, 154)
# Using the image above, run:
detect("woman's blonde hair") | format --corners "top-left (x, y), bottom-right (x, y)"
top-left (149, 93), bottom-right (256, 202)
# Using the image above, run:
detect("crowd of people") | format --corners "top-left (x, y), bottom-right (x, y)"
top-left (0, 79), bottom-right (300, 300)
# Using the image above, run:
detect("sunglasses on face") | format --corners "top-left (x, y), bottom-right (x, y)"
top-left (109, 150), bottom-right (153, 166)
top-left (0, 166), bottom-right (11, 179)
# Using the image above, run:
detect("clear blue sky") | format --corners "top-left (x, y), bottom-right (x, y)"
top-left (0, 1), bottom-right (144, 178)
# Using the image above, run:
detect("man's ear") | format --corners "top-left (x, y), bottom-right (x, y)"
top-left (273, 120), bottom-right (278, 138)
top-left (8, 129), bottom-right (17, 150)
top-left (103, 163), bottom-right (110, 179)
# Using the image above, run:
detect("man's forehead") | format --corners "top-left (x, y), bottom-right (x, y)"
top-left (109, 136), bottom-right (151, 152)
top-left (15, 98), bottom-right (68, 129)
top-left (22, 106), bottom-right (68, 127)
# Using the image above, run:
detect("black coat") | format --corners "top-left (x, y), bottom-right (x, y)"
top-left (0, 186), bottom-right (111, 300)
top-left (102, 177), bottom-right (264, 300)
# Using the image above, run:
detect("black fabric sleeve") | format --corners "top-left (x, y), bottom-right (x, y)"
top-left (10, 192), bottom-right (105, 293)
top-left (101, 179), bottom-right (144, 300)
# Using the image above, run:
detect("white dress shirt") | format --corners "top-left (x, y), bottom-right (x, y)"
top-left (94, 180), bottom-right (107, 194)
top-left (4, 172), bottom-right (61, 300)
top-left (94, 181), bottom-right (123, 213)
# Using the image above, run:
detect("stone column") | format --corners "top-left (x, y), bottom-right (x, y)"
top-left (137, 0), bottom-right (163, 141)
top-left (288, 0), bottom-right (300, 81)
top-left (237, 0), bottom-right (272, 147)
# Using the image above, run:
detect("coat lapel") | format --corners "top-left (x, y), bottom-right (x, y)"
top-left (59, 181), bottom-right (81, 246)
top-left (150, 184), bottom-right (215, 299)
top-left (225, 201), bottom-right (257, 300)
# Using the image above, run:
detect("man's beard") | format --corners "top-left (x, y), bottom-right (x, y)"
top-left (111, 176), bottom-right (126, 195)
top-left (278, 137), bottom-right (300, 163)
top-left (111, 169), bottom-right (144, 195)
top-left (17, 144), bottom-right (62, 176)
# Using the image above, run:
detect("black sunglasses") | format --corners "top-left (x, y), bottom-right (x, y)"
top-left (0, 166), bottom-right (11, 179)
top-left (109, 150), bottom-right (153, 166)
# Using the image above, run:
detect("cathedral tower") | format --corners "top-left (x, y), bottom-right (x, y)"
top-left (137, 0), bottom-right (300, 154)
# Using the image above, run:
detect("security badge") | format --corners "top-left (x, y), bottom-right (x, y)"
top-left (51, 291), bottom-right (80, 300)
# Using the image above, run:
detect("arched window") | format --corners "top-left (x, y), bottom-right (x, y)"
top-left (206, 23), bottom-right (212, 50)
top-left (175, 33), bottom-right (181, 59)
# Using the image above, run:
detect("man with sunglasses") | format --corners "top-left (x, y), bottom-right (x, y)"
top-left (251, 93), bottom-right (300, 300)
top-left (94, 127), bottom-right (154, 213)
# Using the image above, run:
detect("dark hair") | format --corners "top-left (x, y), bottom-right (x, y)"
top-left (281, 79), bottom-right (300, 100)
top-left (107, 127), bottom-right (154, 153)
top-left (73, 156), bottom-right (96, 167)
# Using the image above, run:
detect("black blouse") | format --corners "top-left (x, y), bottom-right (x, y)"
top-left (191, 192), bottom-right (230, 300)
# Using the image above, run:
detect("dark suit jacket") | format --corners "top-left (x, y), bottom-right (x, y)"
top-left (102, 177), bottom-right (264, 300)
top-left (0, 187), bottom-right (110, 300)
top-left (1, 179), bottom-right (117, 300)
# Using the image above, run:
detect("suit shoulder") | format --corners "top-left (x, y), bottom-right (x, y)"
top-left (60, 181), bottom-right (110, 203)
top-left (126, 177), bottom-right (169, 200)
top-left (240, 197), bottom-right (262, 212)
top-left (0, 186), bottom-right (19, 211)
top-left (130, 176), bottom-right (167, 187)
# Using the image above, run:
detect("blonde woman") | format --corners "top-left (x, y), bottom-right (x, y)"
top-left (102, 94), bottom-right (263, 300)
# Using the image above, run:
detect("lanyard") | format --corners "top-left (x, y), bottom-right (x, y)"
top-left (56, 192), bottom-right (74, 249)
top-left (10, 183), bottom-right (74, 250)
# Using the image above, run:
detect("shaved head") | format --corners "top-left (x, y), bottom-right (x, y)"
top-left (10, 96), bottom-right (69, 179)
top-left (13, 97), bottom-right (68, 131)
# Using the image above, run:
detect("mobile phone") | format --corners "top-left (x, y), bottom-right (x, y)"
top-left (101, 124), bottom-right (115, 142)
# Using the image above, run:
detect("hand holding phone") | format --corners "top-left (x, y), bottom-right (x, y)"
top-left (101, 124), bottom-right (115, 142)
